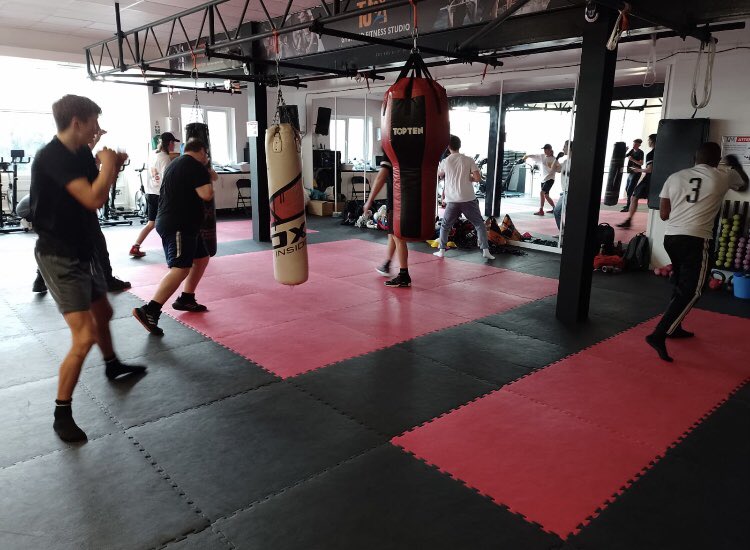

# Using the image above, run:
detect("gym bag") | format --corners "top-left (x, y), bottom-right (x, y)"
top-left (624, 233), bottom-right (650, 271)
top-left (596, 223), bottom-right (616, 255)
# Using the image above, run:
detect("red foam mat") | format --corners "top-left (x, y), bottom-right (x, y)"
top-left (127, 240), bottom-right (557, 378)
top-left (393, 309), bottom-right (750, 538)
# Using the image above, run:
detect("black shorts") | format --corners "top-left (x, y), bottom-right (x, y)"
top-left (146, 194), bottom-right (159, 222)
top-left (34, 247), bottom-right (107, 314)
top-left (160, 231), bottom-right (209, 269)
top-left (634, 177), bottom-right (650, 199)
top-left (541, 179), bottom-right (555, 194)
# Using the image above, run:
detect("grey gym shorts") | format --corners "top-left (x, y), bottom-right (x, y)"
top-left (34, 247), bottom-right (107, 314)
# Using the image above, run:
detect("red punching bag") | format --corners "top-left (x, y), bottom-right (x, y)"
top-left (382, 52), bottom-right (450, 240)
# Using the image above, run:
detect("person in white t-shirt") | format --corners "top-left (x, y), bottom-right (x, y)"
top-left (434, 135), bottom-right (495, 260)
top-left (646, 142), bottom-right (748, 362)
top-left (130, 132), bottom-right (180, 258)
top-left (553, 140), bottom-right (571, 230)
top-left (522, 144), bottom-right (562, 216)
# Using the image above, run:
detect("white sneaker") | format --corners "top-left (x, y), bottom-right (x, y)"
top-left (482, 249), bottom-right (495, 260)
top-left (433, 249), bottom-right (445, 258)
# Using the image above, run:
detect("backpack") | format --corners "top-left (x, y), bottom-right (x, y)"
top-left (452, 219), bottom-right (478, 249)
top-left (596, 223), bottom-right (616, 255)
top-left (340, 200), bottom-right (361, 226)
top-left (624, 233), bottom-right (650, 271)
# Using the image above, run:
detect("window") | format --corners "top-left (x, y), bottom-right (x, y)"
top-left (180, 105), bottom-right (235, 164)
top-left (330, 116), bottom-right (374, 165)
top-left (0, 111), bottom-right (55, 173)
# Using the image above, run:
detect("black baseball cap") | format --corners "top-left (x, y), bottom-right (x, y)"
top-left (161, 132), bottom-right (179, 143)
top-left (542, 144), bottom-right (552, 150)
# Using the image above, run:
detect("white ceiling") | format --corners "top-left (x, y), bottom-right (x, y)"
top-left (0, 0), bottom-right (319, 53)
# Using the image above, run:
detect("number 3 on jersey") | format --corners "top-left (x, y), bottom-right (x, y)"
top-left (686, 177), bottom-right (702, 203)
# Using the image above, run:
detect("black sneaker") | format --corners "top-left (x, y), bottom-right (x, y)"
top-left (105, 359), bottom-right (147, 380)
top-left (133, 306), bottom-right (164, 336)
top-left (620, 206), bottom-right (630, 212)
top-left (32, 272), bottom-right (47, 293)
top-left (172, 296), bottom-right (208, 312)
top-left (384, 274), bottom-right (411, 288)
top-left (375, 261), bottom-right (391, 277)
top-left (53, 407), bottom-right (87, 443)
top-left (616, 219), bottom-right (632, 228)
top-left (107, 276), bottom-right (132, 292)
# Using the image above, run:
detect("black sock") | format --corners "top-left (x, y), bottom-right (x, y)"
top-left (145, 300), bottom-right (163, 314)
top-left (53, 400), bottom-right (87, 442)
top-left (646, 334), bottom-right (673, 362)
top-left (399, 268), bottom-right (410, 280)
top-left (179, 292), bottom-right (196, 301)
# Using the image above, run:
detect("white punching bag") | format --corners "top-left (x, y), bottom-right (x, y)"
top-left (266, 123), bottom-right (308, 285)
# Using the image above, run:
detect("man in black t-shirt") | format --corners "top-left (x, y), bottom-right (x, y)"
top-left (31, 94), bottom-right (146, 443)
top-left (133, 139), bottom-right (216, 335)
top-left (362, 154), bottom-right (412, 287)
top-left (618, 133), bottom-right (656, 228)
top-left (622, 138), bottom-right (645, 211)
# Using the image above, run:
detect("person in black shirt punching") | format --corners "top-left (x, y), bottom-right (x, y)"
top-left (133, 139), bottom-right (216, 336)
top-left (31, 94), bottom-right (146, 443)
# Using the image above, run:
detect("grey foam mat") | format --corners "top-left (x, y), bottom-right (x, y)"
top-left (0, 433), bottom-right (206, 550)
top-left (129, 383), bottom-right (384, 519)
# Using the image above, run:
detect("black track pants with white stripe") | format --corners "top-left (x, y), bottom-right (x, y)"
top-left (653, 235), bottom-right (712, 337)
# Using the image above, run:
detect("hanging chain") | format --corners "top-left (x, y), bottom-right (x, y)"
top-left (189, 51), bottom-right (207, 124)
top-left (410, 0), bottom-right (419, 52)
top-left (271, 28), bottom-right (285, 128)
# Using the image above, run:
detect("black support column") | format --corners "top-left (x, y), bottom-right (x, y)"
top-left (556, 8), bottom-right (618, 324)
top-left (248, 82), bottom-right (270, 242)
top-left (485, 96), bottom-right (503, 217)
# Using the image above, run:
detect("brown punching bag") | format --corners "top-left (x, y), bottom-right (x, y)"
top-left (382, 51), bottom-right (450, 240)
top-left (266, 123), bottom-right (308, 286)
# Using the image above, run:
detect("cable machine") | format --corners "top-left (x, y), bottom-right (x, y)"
top-left (0, 150), bottom-right (31, 234)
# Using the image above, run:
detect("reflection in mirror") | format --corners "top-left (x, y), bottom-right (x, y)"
top-left (499, 90), bottom-right (574, 250)
top-left (499, 86), bottom-right (664, 251)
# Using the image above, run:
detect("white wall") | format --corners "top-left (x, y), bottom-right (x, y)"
top-left (649, 46), bottom-right (750, 266)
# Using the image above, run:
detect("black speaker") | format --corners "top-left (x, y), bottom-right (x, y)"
top-left (315, 107), bottom-right (332, 135)
top-left (279, 105), bottom-right (300, 131)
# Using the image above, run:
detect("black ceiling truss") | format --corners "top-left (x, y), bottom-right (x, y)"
top-left (85, 0), bottom-right (506, 91)
top-left (84, 0), bottom-right (746, 93)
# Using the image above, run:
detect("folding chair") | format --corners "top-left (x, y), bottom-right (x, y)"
top-left (236, 178), bottom-right (251, 215)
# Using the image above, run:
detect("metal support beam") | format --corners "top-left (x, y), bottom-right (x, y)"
top-left (207, 48), bottom-right (382, 80)
top-left (556, 8), bottom-right (619, 324)
top-left (458, 0), bottom-right (535, 50)
top-left (593, 0), bottom-right (712, 42)
top-left (487, 97), bottom-right (504, 217)
top-left (280, 0), bottom-right (294, 26)
top-left (248, 83), bottom-right (270, 243)
top-left (310, 23), bottom-right (503, 67)
top-left (115, 2), bottom-right (125, 70)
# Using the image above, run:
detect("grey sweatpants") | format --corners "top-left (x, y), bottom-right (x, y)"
top-left (439, 199), bottom-right (490, 250)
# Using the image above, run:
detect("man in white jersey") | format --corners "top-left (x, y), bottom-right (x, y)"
top-left (434, 135), bottom-right (495, 260)
top-left (646, 142), bottom-right (748, 362)
top-left (521, 144), bottom-right (562, 216)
